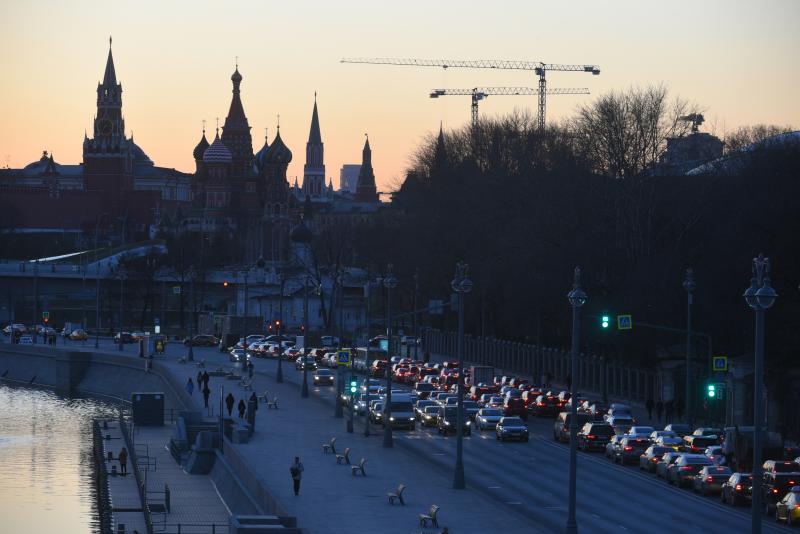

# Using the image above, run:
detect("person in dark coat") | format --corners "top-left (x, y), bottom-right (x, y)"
top-left (656, 400), bottom-right (664, 422)
top-left (246, 392), bottom-right (258, 433)
top-left (197, 371), bottom-right (203, 388)
top-left (185, 377), bottom-right (194, 396)
top-left (225, 392), bottom-right (235, 416)
top-left (247, 360), bottom-right (254, 379)
top-left (202, 386), bottom-right (210, 408)
top-left (118, 447), bottom-right (128, 476)
top-left (646, 398), bottom-right (654, 420)
top-left (238, 398), bottom-right (246, 418)
top-left (202, 371), bottom-right (210, 388)
top-left (290, 457), bottom-right (304, 496)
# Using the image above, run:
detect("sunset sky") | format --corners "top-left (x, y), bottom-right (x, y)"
top-left (1, 0), bottom-right (798, 192)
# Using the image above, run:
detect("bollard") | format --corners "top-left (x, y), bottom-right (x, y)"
top-left (103, 420), bottom-right (108, 429)
top-left (107, 451), bottom-right (113, 461)
top-left (117, 523), bottom-right (125, 534)
top-left (111, 465), bottom-right (118, 476)
top-left (164, 484), bottom-right (170, 512)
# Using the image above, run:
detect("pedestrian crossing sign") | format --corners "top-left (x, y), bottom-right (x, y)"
top-left (712, 356), bottom-right (728, 372)
top-left (337, 350), bottom-right (350, 367)
top-left (617, 315), bottom-right (632, 330)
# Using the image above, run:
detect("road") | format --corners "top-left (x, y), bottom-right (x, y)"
top-left (34, 338), bottom-right (793, 533)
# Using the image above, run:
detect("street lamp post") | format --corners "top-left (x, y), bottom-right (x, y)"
top-left (301, 275), bottom-right (310, 398)
top-left (413, 269), bottom-right (420, 361)
top-left (94, 214), bottom-right (106, 349)
top-left (187, 267), bottom-right (195, 361)
top-left (566, 266), bottom-right (588, 534)
top-left (364, 278), bottom-right (372, 436)
top-left (118, 268), bottom-right (125, 351)
top-left (451, 261), bottom-right (473, 489)
top-left (276, 274), bottom-right (284, 383)
top-left (743, 254), bottom-right (777, 534)
top-left (334, 275), bottom-right (344, 418)
top-left (382, 264), bottom-right (398, 448)
top-left (683, 268), bottom-right (695, 425)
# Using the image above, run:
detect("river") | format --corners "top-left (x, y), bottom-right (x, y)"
top-left (0, 384), bottom-right (118, 534)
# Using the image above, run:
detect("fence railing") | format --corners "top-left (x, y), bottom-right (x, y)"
top-left (422, 327), bottom-right (662, 404)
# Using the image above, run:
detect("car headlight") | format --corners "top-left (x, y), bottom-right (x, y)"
top-left (409, 417), bottom-right (415, 421)
top-left (389, 417), bottom-right (395, 421)
top-left (425, 415), bottom-right (432, 420)
top-left (466, 421), bottom-right (471, 426)
top-left (444, 421), bottom-right (451, 426)
top-left (376, 413), bottom-right (382, 418)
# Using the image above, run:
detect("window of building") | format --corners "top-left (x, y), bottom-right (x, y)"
top-left (246, 182), bottom-right (256, 193)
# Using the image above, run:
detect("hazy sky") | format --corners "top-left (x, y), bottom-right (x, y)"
top-left (1, 0), bottom-right (798, 191)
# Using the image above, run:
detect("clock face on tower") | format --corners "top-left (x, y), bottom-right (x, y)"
top-left (99, 120), bottom-right (112, 135)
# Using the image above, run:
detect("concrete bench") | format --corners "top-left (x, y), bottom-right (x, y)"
top-left (419, 504), bottom-right (439, 528)
top-left (322, 437), bottom-right (336, 454)
top-left (388, 484), bottom-right (406, 505)
top-left (351, 458), bottom-right (367, 476)
top-left (336, 447), bottom-right (351, 465)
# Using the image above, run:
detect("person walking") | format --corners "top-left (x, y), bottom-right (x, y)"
top-left (248, 360), bottom-right (254, 379)
top-left (238, 398), bottom-right (246, 418)
top-left (246, 392), bottom-right (258, 434)
top-left (290, 457), bottom-right (304, 496)
top-left (646, 397), bottom-right (654, 420)
top-left (226, 392), bottom-right (235, 417)
top-left (202, 370), bottom-right (210, 389)
top-left (202, 386), bottom-right (210, 408)
top-left (656, 399), bottom-right (664, 422)
top-left (118, 446), bottom-right (128, 476)
top-left (185, 377), bottom-right (195, 396)
top-left (197, 370), bottom-right (203, 388)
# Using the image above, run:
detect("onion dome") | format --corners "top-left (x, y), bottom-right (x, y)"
top-left (203, 131), bottom-right (232, 164)
top-left (254, 131), bottom-right (269, 169)
top-left (264, 128), bottom-right (292, 165)
top-left (193, 130), bottom-right (210, 161)
top-left (290, 220), bottom-right (313, 243)
top-left (231, 67), bottom-right (242, 84)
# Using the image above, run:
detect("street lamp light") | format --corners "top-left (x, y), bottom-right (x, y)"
top-left (382, 264), bottom-right (398, 448)
top-left (743, 254), bottom-right (777, 534)
top-left (683, 268), bottom-right (695, 425)
top-left (566, 266), bottom-right (587, 534)
top-left (451, 261), bottom-right (472, 490)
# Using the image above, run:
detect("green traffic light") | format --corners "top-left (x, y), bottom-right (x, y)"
top-left (707, 384), bottom-right (716, 398)
top-left (601, 315), bottom-right (610, 329)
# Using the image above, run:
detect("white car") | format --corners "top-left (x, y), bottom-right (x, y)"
top-left (229, 348), bottom-right (248, 362)
top-left (650, 430), bottom-right (678, 443)
top-left (475, 408), bottom-right (503, 430)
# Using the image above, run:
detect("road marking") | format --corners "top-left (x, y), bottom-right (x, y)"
top-left (506, 501), bottom-right (523, 505)
top-left (487, 486), bottom-right (502, 489)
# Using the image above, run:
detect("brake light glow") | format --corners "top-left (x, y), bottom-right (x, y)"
top-left (538, 402), bottom-right (545, 406)
top-left (652, 458), bottom-right (659, 462)
top-left (680, 466), bottom-right (693, 471)
top-left (624, 446), bottom-right (633, 451)
top-left (587, 435), bottom-right (596, 439)
top-left (707, 476), bottom-right (714, 482)
top-left (773, 489), bottom-right (779, 494)
top-left (735, 484), bottom-right (742, 491)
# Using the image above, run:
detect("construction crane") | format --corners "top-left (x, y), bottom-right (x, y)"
top-left (429, 87), bottom-right (590, 128)
top-left (341, 57), bottom-right (601, 129)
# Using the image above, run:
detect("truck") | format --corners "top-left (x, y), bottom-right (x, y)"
top-left (722, 426), bottom-right (784, 472)
top-left (468, 366), bottom-right (495, 388)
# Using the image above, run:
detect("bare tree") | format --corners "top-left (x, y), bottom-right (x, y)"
top-left (724, 124), bottom-right (794, 153)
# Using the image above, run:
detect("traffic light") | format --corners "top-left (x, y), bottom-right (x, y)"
top-left (349, 377), bottom-right (358, 394)
top-left (601, 315), bottom-right (611, 329)
top-left (707, 383), bottom-right (716, 398)
top-left (300, 324), bottom-right (305, 333)
top-left (43, 317), bottom-right (49, 324)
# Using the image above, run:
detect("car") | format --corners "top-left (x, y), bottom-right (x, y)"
top-left (420, 405), bottom-right (440, 427)
top-left (775, 486), bottom-right (800, 525)
top-left (2, 323), bottom-right (27, 335)
top-left (369, 402), bottom-right (384, 424)
top-left (692, 427), bottom-right (723, 440)
top-left (295, 356), bottom-right (317, 371)
top-left (414, 382), bottom-right (436, 399)
top-left (721, 473), bottom-right (753, 506)
top-left (414, 399), bottom-right (437, 419)
top-left (69, 329), bottom-right (89, 341)
top-left (605, 435), bottom-right (624, 459)
top-left (352, 393), bottom-right (371, 415)
top-left (581, 401), bottom-right (608, 417)
top-left (553, 411), bottom-right (594, 443)
top-left (476, 408), bottom-right (503, 430)
top-left (130, 331), bottom-right (146, 341)
top-left (763, 459), bottom-right (800, 475)
top-left (437, 406), bottom-right (471, 436)
top-left (763, 472), bottom-right (800, 516)
top-left (229, 348), bottom-right (248, 362)
top-left (640, 445), bottom-right (673, 473)
top-left (478, 393), bottom-right (495, 407)
top-left (614, 436), bottom-right (650, 465)
top-left (486, 396), bottom-right (504, 409)
top-left (682, 435), bottom-right (719, 454)
top-left (667, 454), bottom-right (714, 487)
top-left (495, 416), bottom-right (528, 442)
top-left (656, 452), bottom-right (684, 479)
top-left (605, 403), bottom-right (632, 418)
top-left (649, 430), bottom-right (678, 443)
top-left (503, 397), bottom-right (528, 420)
top-left (530, 393), bottom-right (560, 417)
top-left (462, 400), bottom-right (480, 420)
top-left (114, 332), bottom-right (135, 344)
top-left (577, 422), bottom-right (615, 452)
top-left (314, 369), bottom-right (334, 386)
top-left (655, 435), bottom-right (683, 451)
top-left (692, 465), bottom-right (732, 495)
top-left (627, 426), bottom-right (656, 439)
top-left (385, 396), bottom-right (416, 430)
top-left (704, 446), bottom-right (725, 465)
top-left (664, 423), bottom-right (692, 437)
top-left (606, 415), bottom-right (634, 435)
top-left (470, 385), bottom-right (494, 402)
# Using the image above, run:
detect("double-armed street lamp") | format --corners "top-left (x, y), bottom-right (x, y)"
top-left (382, 264), bottom-right (398, 448)
top-left (743, 254), bottom-right (777, 534)
top-left (276, 273), bottom-right (285, 384)
top-left (186, 266), bottom-right (196, 361)
top-left (452, 261), bottom-right (472, 490)
top-left (334, 274), bottom-right (345, 419)
top-left (683, 268), bottom-right (695, 424)
top-left (363, 275), bottom-right (382, 437)
top-left (566, 266), bottom-right (587, 534)
top-left (301, 275), bottom-right (310, 398)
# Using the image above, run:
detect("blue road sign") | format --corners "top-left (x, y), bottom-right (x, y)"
top-left (712, 356), bottom-right (728, 372)
top-left (617, 315), bottom-right (632, 330)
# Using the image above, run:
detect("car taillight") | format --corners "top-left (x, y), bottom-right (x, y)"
top-left (773, 489), bottom-right (779, 494)
top-left (707, 476), bottom-right (714, 482)
top-left (735, 484), bottom-right (743, 491)
top-left (652, 458), bottom-right (659, 462)
top-left (587, 435), bottom-right (596, 439)
top-left (624, 446), bottom-right (633, 451)
top-left (538, 402), bottom-right (545, 406)
top-left (680, 466), bottom-right (693, 471)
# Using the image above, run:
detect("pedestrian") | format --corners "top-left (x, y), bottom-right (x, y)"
top-left (675, 397), bottom-right (684, 421)
top-left (248, 360), bottom-right (254, 379)
top-left (656, 399), bottom-right (664, 422)
top-left (186, 377), bottom-right (194, 396)
top-left (202, 386), bottom-right (210, 408)
top-left (118, 446), bottom-right (128, 476)
top-left (646, 397), bottom-right (654, 420)
top-left (238, 398), bottom-right (246, 418)
top-left (202, 371), bottom-right (210, 388)
top-left (225, 393), bottom-right (235, 416)
top-left (665, 399), bottom-right (674, 422)
top-left (197, 370), bottom-right (203, 387)
top-left (246, 392), bottom-right (258, 433)
top-left (290, 457), bottom-right (304, 495)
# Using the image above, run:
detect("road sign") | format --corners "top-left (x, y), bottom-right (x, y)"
top-left (712, 356), bottom-right (728, 372)
top-left (337, 350), bottom-right (350, 366)
top-left (617, 315), bottom-right (632, 330)
top-left (154, 318), bottom-right (160, 326)
top-left (172, 286), bottom-right (181, 294)
top-left (42, 311), bottom-right (49, 320)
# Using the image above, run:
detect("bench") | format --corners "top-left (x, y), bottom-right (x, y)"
top-left (336, 447), bottom-right (351, 465)
top-left (387, 484), bottom-right (406, 505)
top-left (322, 437), bottom-right (337, 454)
top-left (351, 458), bottom-right (367, 476)
top-left (419, 505), bottom-right (439, 528)
top-left (266, 396), bottom-right (279, 409)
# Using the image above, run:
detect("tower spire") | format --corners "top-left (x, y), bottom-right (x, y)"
top-left (102, 37), bottom-right (117, 86)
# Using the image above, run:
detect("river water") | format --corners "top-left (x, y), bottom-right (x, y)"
top-left (0, 384), bottom-right (118, 534)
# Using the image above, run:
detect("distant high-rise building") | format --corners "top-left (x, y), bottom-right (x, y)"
top-left (339, 164), bottom-right (360, 193)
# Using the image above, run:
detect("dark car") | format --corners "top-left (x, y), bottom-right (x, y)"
top-left (664, 423), bottom-right (693, 437)
top-left (667, 454), bottom-right (714, 487)
top-left (763, 472), bottom-right (800, 515)
top-left (184, 334), bottom-right (218, 347)
top-left (414, 382), bottom-right (436, 400)
top-left (470, 385), bottom-right (493, 401)
top-left (503, 397), bottom-right (527, 420)
top-left (640, 445), bottom-right (673, 473)
top-left (553, 411), bottom-right (594, 443)
top-left (437, 406), bottom-right (471, 436)
top-left (414, 399), bottom-right (438, 420)
top-left (530, 393), bottom-right (560, 417)
top-left (462, 400), bottom-right (480, 420)
top-left (692, 465), bottom-right (732, 495)
top-left (114, 332), bottom-right (135, 344)
top-left (313, 369), bottom-right (334, 386)
top-left (420, 405), bottom-right (440, 427)
top-left (682, 435), bottom-right (720, 454)
top-left (496, 416), bottom-right (529, 442)
top-left (614, 436), bottom-right (650, 465)
top-left (721, 473), bottom-right (753, 506)
top-left (656, 452), bottom-right (684, 479)
top-left (577, 422), bottom-right (615, 452)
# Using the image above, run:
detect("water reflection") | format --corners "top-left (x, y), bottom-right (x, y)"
top-left (0, 385), bottom-right (117, 534)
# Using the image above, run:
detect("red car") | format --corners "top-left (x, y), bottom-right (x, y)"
top-left (503, 397), bottom-right (528, 420)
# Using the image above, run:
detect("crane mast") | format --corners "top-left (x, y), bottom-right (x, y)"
top-left (341, 57), bottom-right (600, 129)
